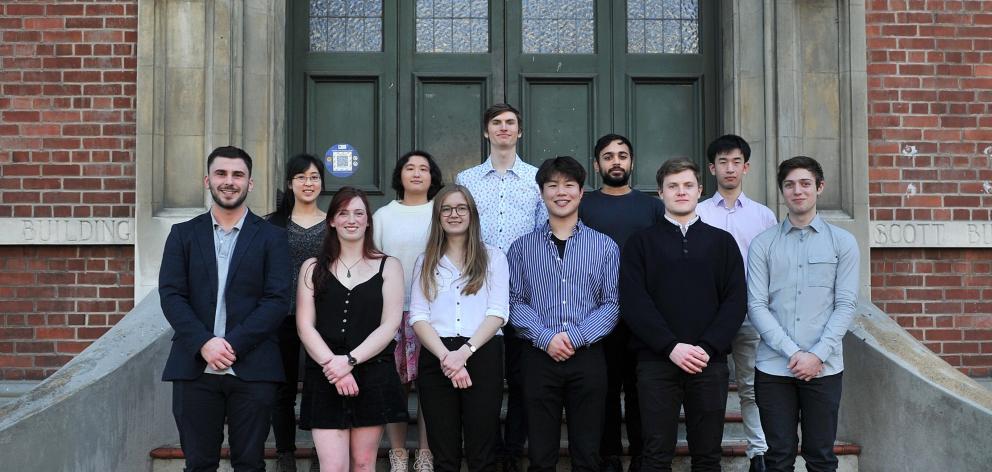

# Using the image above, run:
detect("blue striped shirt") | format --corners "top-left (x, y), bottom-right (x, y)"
top-left (507, 220), bottom-right (620, 350)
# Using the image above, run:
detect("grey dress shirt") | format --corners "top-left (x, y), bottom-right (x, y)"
top-left (204, 208), bottom-right (248, 375)
top-left (746, 214), bottom-right (860, 377)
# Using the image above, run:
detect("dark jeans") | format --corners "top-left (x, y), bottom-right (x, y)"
top-left (637, 360), bottom-right (729, 472)
top-left (755, 370), bottom-right (843, 472)
top-left (600, 323), bottom-right (642, 457)
top-left (172, 374), bottom-right (279, 472)
top-left (521, 342), bottom-right (607, 472)
top-left (272, 315), bottom-right (303, 453)
top-left (501, 326), bottom-right (528, 458)
top-left (417, 336), bottom-right (504, 472)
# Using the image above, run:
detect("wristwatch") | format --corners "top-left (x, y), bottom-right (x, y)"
top-left (464, 341), bottom-right (477, 354)
top-left (346, 352), bottom-right (358, 366)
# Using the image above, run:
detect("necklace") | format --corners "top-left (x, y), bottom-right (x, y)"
top-left (339, 257), bottom-right (362, 278)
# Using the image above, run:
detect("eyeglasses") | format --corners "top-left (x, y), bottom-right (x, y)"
top-left (292, 175), bottom-right (322, 184)
top-left (440, 205), bottom-right (470, 217)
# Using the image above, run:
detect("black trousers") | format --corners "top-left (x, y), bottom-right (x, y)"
top-left (755, 370), bottom-right (843, 472)
top-left (637, 360), bottom-right (729, 472)
top-left (600, 323), bottom-right (642, 457)
top-left (521, 342), bottom-right (607, 472)
top-left (417, 336), bottom-right (504, 472)
top-left (272, 315), bottom-right (303, 453)
top-left (501, 326), bottom-right (528, 457)
top-left (172, 374), bottom-right (279, 472)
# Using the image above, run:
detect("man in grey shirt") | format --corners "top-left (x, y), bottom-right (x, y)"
top-left (746, 156), bottom-right (859, 472)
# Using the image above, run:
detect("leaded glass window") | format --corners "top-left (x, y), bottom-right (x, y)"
top-left (521, 0), bottom-right (595, 54)
top-left (627, 0), bottom-right (699, 54)
top-left (416, 0), bottom-right (489, 53)
top-left (309, 0), bottom-right (383, 52)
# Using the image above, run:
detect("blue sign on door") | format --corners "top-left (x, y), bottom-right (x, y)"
top-left (325, 144), bottom-right (359, 178)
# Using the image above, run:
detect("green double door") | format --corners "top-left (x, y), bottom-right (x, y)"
top-left (288, 1), bottom-right (718, 206)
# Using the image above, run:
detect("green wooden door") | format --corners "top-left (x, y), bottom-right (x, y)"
top-left (288, 1), bottom-right (718, 202)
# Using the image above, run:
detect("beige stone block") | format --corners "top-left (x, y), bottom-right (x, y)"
top-left (137, 0), bottom-right (157, 67)
top-left (211, 0), bottom-right (233, 69)
top-left (802, 73), bottom-right (840, 139)
top-left (165, 67), bottom-right (206, 136)
top-left (165, 0), bottom-right (206, 68)
top-left (163, 134), bottom-right (206, 208)
top-left (799, 0), bottom-right (839, 73)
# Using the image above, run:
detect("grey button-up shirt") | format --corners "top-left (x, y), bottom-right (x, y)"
top-left (746, 214), bottom-right (859, 377)
top-left (204, 208), bottom-right (248, 376)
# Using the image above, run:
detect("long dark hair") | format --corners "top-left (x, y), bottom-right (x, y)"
top-left (267, 153), bottom-right (325, 228)
top-left (390, 150), bottom-right (444, 201)
top-left (311, 187), bottom-right (383, 295)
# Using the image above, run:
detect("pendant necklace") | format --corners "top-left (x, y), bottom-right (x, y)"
top-left (340, 257), bottom-right (362, 278)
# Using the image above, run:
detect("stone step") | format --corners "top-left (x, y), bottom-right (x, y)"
top-left (149, 442), bottom-right (861, 472)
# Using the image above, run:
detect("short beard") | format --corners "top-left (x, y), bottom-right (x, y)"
top-left (600, 170), bottom-right (630, 187)
top-left (210, 186), bottom-right (248, 209)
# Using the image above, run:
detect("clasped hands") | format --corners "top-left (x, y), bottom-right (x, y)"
top-left (546, 332), bottom-right (575, 362)
top-left (788, 351), bottom-right (823, 381)
top-left (440, 346), bottom-right (473, 389)
top-left (200, 337), bottom-right (236, 371)
top-left (669, 343), bottom-right (710, 374)
top-left (322, 354), bottom-right (358, 397)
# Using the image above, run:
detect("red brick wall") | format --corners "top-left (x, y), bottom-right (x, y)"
top-left (0, 246), bottom-right (134, 380)
top-left (0, 2), bottom-right (137, 379)
top-left (866, 1), bottom-right (992, 376)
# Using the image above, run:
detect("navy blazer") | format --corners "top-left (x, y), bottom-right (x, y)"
top-left (159, 210), bottom-right (291, 382)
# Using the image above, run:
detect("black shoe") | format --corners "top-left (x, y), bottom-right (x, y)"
top-left (600, 455), bottom-right (623, 472)
top-left (275, 451), bottom-right (297, 472)
top-left (627, 455), bottom-right (642, 472)
top-left (749, 455), bottom-right (766, 472)
top-left (501, 454), bottom-right (521, 472)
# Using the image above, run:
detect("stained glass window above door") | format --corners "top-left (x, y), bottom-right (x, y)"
top-left (627, 0), bottom-right (699, 54)
top-left (521, 0), bottom-right (595, 54)
top-left (416, 0), bottom-right (490, 53)
top-left (309, 0), bottom-right (383, 52)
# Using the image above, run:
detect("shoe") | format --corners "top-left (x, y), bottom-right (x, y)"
top-left (627, 455), bottom-right (642, 472)
top-left (501, 454), bottom-right (521, 472)
top-left (389, 448), bottom-right (410, 472)
top-left (275, 451), bottom-right (297, 472)
top-left (749, 454), bottom-right (766, 472)
top-left (600, 455), bottom-right (623, 472)
top-left (413, 449), bottom-right (434, 472)
top-left (309, 447), bottom-right (320, 472)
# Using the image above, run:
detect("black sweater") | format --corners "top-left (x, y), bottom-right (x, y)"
top-left (619, 218), bottom-right (746, 362)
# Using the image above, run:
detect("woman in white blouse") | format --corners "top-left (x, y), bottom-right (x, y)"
top-left (410, 184), bottom-right (510, 472)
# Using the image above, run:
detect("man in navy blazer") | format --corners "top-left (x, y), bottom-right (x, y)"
top-left (159, 145), bottom-right (291, 472)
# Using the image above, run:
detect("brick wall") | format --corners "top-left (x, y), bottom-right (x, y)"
top-left (0, 2), bottom-right (137, 379)
top-left (0, 246), bottom-right (134, 380)
top-left (867, 1), bottom-right (992, 376)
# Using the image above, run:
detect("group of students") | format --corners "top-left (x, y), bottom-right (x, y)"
top-left (159, 103), bottom-right (859, 472)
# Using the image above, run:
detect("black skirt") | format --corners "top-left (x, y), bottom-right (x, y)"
top-left (299, 359), bottom-right (409, 430)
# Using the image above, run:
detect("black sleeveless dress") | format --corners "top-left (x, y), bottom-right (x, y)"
top-left (299, 258), bottom-right (409, 430)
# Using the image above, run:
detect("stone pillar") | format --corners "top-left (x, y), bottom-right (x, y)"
top-left (722, 0), bottom-right (870, 292)
top-left (135, 0), bottom-right (285, 298)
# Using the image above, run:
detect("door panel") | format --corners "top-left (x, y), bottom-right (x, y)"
top-left (627, 78), bottom-right (702, 192)
top-left (522, 79), bottom-right (596, 168)
top-left (306, 77), bottom-right (383, 193)
top-left (415, 78), bottom-right (489, 182)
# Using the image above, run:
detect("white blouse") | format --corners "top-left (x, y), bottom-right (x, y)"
top-left (408, 244), bottom-right (510, 337)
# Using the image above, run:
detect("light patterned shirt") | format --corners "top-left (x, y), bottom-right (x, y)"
top-left (456, 156), bottom-right (549, 253)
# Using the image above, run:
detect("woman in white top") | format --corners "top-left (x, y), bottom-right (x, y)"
top-left (410, 184), bottom-right (509, 472)
top-left (373, 150), bottom-right (444, 472)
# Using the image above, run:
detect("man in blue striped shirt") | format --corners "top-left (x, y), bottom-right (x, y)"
top-left (507, 156), bottom-right (620, 472)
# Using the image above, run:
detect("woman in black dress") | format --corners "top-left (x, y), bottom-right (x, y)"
top-left (266, 153), bottom-right (326, 472)
top-left (297, 187), bottom-right (408, 472)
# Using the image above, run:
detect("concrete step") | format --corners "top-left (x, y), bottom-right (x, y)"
top-left (150, 442), bottom-right (861, 472)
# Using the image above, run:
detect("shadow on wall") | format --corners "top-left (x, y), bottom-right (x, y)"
top-left (0, 292), bottom-right (173, 472)
top-left (840, 299), bottom-right (992, 472)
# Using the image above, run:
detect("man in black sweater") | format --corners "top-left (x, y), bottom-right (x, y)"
top-left (619, 158), bottom-right (747, 472)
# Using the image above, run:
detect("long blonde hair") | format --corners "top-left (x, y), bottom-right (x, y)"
top-left (419, 185), bottom-right (489, 301)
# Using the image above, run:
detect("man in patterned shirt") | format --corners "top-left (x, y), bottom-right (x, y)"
top-left (508, 156), bottom-right (619, 472)
top-left (456, 103), bottom-right (547, 470)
